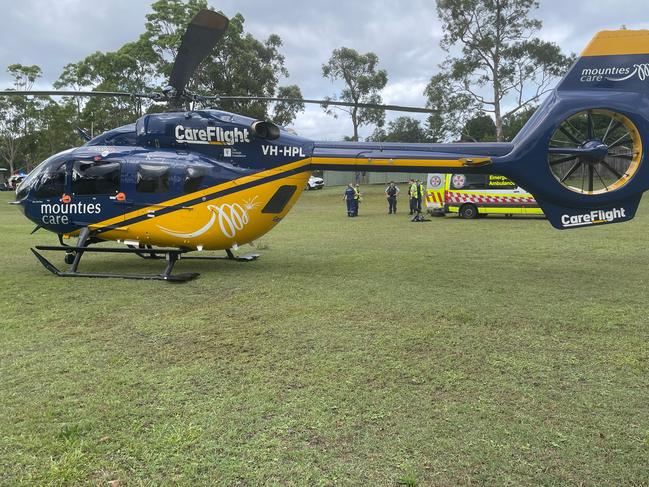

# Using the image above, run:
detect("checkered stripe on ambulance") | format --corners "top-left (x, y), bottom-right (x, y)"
top-left (446, 192), bottom-right (536, 205)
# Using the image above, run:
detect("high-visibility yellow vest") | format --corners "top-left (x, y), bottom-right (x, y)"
top-left (354, 187), bottom-right (360, 200)
top-left (410, 183), bottom-right (418, 197)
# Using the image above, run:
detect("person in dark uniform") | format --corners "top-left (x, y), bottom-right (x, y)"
top-left (343, 183), bottom-right (356, 217)
top-left (385, 181), bottom-right (399, 214)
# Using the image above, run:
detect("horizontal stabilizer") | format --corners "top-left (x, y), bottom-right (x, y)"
top-left (536, 194), bottom-right (642, 230)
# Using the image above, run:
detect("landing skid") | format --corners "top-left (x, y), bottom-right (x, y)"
top-left (31, 246), bottom-right (199, 282)
top-left (31, 229), bottom-right (260, 282)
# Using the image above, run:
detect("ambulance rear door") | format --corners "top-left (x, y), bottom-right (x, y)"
top-left (426, 173), bottom-right (446, 214)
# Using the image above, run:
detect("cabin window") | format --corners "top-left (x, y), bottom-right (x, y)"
top-left (71, 160), bottom-right (121, 195)
top-left (184, 166), bottom-right (207, 193)
top-left (261, 185), bottom-right (297, 214)
top-left (34, 162), bottom-right (67, 198)
top-left (450, 174), bottom-right (489, 190)
top-left (137, 164), bottom-right (170, 193)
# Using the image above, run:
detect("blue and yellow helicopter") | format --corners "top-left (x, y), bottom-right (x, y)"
top-left (4, 9), bottom-right (649, 281)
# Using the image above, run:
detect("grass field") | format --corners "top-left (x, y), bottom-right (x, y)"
top-left (1, 184), bottom-right (648, 486)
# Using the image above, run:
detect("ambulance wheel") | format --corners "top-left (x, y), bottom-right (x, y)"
top-left (459, 204), bottom-right (478, 219)
top-left (64, 252), bottom-right (75, 265)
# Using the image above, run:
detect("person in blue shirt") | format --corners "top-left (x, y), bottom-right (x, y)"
top-left (343, 183), bottom-right (356, 217)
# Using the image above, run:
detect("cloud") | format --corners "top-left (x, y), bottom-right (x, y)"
top-left (0, 0), bottom-right (152, 82)
top-left (2, 0), bottom-right (649, 141)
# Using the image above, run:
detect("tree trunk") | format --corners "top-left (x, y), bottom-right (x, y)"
top-left (493, 67), bottom-right (503, 141)
top-left (494, 1), bottom-right (504, 142)
top-left (494, 98), bottom-right (503, 142)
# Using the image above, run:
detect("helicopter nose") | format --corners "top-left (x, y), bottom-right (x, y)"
top-left (9, 190), bottom-right (28, 214)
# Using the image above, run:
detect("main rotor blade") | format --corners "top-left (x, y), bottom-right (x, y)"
top-left (213, 95), bottom-right (439, 114)
top-left (169, 9), bottom-right (229, 94)
top-left (0, 90), bottom-right (150, 99)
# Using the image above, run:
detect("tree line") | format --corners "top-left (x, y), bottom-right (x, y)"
top-left (0, 0), bottom-right (573, 174)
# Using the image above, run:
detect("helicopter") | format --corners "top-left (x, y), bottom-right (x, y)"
top-left (3, 9), bottom-right (649, 281)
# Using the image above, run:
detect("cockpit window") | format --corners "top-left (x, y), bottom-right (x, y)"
top-left (71, 160), bottom-right (121, 195)
top-left (34, 162), bottom-right (67, 198)
top-left (18, 158), bottom-right (56, 197)
top-left (104, 133), bottom-right (137, 146)
top-left (137, 164), bottom-right (170, 193)
top-left (16, 149), bottom-right (75, 199)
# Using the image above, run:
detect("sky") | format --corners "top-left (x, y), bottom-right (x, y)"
top-left (0, 0), bottom-right (648, 140)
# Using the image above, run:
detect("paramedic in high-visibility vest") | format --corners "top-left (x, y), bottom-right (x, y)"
top-left (408, 179), bottom-right (417, 215)
top-left (385, 181), bottom-right (399, 214)
top-left (353, 184), bottom-right (361, 216)
top-left (415, 179), bottom-right (425, 214)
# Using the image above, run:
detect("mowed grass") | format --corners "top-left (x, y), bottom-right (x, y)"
top-left (0, 184), bottom-right (648, 486)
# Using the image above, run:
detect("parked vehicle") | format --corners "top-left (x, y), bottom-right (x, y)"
top-left (426, 173), bottom-right (544, 219)
top-left (307, 174), bottom-right (324, 190)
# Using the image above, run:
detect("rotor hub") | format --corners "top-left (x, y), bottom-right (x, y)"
top-left (580, 140), bottom-right (609, 163)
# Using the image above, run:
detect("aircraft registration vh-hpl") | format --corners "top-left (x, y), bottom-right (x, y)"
top-left (4, 9), bottom-right (649, 281)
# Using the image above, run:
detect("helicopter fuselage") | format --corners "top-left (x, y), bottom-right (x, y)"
top-left (16, 110), bottom-right (314, 250)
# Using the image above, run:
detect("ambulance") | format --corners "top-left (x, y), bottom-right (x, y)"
top-left (426, 173), bottom-right (544, 219)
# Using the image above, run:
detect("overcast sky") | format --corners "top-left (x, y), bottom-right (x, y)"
top-left (1, 0), bottom-right (647, 140)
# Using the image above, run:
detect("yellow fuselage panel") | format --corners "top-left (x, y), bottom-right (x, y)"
top-left (100, 171), bottom-right (309, 250)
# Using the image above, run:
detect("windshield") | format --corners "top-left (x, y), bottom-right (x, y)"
top-left (15, 149), bottom-right (74, 199)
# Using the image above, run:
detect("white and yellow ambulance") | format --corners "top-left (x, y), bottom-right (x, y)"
top-left (426, 173), bottom-right (544, 219)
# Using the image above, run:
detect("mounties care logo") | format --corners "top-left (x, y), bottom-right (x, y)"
top-left (561, 208), bottom-right (626, 228)
top-left (175, 125), bottom-right (250, 145)
top-left (40, 202), bottom-right (102, 225)
top-left (580, 64), bottom-right (649, 83)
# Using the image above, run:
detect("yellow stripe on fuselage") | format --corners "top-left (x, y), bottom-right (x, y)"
top-left (311, 156), bottom-right (489, 169)
top-left (88, 158), bottom-right (311, 233)
top-left (581, 29), bottom-right (649, 57)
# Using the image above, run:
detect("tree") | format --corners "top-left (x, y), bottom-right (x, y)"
top-left (272, 85), bottom-right (305, 127)
top-left (370, 116), bottom-right (428, 142)
top-left (426, 0), bottom-right (573, 141)
top-left (55, 38), bottom-right (161, 134)
top-left (53, 0), bottom-right (303, 130)
top-left (0, 64), bottom-right (44, 173)
top-left (0, 1), bottom-right (305, 170)
top-left (322, 47), bottom-right (387, 141)
top-left (502, 105), bottom-right (536, 141)
top-left (33, 101), bottom-right (81, 164)
top-left (461, 112), bottom-right (496, 142)
top-left (142, 1), bottom-right (303, 124)
top-left (142, 0), bottom-right (209, 78)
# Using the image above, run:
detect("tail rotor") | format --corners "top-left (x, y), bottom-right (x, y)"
top-left (547, 109), bottom-right (642, 195)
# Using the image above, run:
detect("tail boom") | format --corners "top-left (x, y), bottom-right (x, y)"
top-left (310, 141), bottom-right (512, 173)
